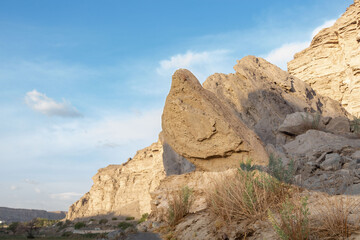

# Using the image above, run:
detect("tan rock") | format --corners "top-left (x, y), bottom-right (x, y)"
top-left (66, 141), bottom-right (166, 220)
top-left (162, 69), bottom-right (268, 171)
top-left (203, 56), bottom-right (348, 145)
top-left (288, 1), bottom-right (360, 116)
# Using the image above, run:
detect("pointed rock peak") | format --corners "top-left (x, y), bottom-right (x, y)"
top-left (162, 69), bottom-right (268, 171)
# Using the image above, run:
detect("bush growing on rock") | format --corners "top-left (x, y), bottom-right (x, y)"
top-left (125, 216), bottom-right (134, 221)
top-left (118, 221), bottom-right (133, 230)
top-left (167, 186), bottom-right (193, 227)
top-left (138, 213), bottom-right (149, 223)
top-left (74, 222), bottom-right (86, 229)
top-left (268, 197), bottom-right (310, 240)
top-left (268, 154), bottom-right (295, 184)
top-left (99, 218), bottom-right (108, 224)
top-left (208, 161), bottom-right (290, 222)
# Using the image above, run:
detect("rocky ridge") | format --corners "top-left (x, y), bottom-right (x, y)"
top-left (288, 0), bottom-right (360, 116)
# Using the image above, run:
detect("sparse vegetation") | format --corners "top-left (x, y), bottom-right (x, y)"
top-left (99, 218), bottom-right (108, 224)
top-left (208, 160), bottom-right (290, 222)
top-left (301, 112), bottom-right (321, 130)
top-left (269, 197), bottom-right (310, 240)
top-left (118, 221), bottom-right (133, 230)
top-left (167, 186), bottom-right (193, 227)
top-left (350, 116), bottom-right (360, 134)
top-left (125, 216), bottom-right (135, 221)
top-left (312, 196), bottom-right (360, 239)
top-left (138, 213), bottom-right (149, 223)
top-left (111, 217), bottom-right (117, 221)
top-left (74, 222), bottom-right (86, 229)
top-left (268, 154), bottom-right (295, 184)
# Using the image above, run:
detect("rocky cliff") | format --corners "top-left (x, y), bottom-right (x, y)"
top-left (288, 1), bottom-right (360, 116)
top-left (67, 141), bottom-right (166, 220)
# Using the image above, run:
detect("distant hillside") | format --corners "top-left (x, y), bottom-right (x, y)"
top-left (0, 207), bottom-right (66, 223)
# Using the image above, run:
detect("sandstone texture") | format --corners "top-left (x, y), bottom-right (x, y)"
top-left (66, 141), bottom-right (166, 220)
top-left (204, 56), bottom-right (348, 146)
top-left (162, 69), bottom-right (269, 171)
top-left (288, 1), bottom-right (360, 116)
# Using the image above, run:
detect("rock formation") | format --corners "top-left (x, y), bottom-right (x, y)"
top-left (161, 69), bottom-right (269, 171)
top-left (204, 56), bottom-right (348, 146)
top-left (67, 141), bottom-right (166, 220)
top-left (288, 1), bottom-right (360, 116)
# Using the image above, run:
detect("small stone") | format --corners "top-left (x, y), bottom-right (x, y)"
top-left (352, 151), bottom-right (360, 160)
top-left (320, 153), bottom-right (342, 171)
top-left (345, 184), bottom-right (360, 195)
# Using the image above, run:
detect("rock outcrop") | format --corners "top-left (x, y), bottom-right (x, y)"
top-left (288, 1), bottom-right (360, 116)
top-left (161, 69), bottom-right (269, 171)
top-left (67, 141), bottom-right (166, 220)
top-left (204, 56), bottom-right (348, 146)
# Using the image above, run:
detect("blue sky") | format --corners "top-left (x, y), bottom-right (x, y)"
top-left (0, 0), bottom-right (353, 211)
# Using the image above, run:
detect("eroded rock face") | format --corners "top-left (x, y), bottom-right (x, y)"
top-left (288, 1), bottom-right (360, 116)
top-left (66, 141), bottom-right (166, 220)
top-left (203, 56), bottom-right (348, 146)
top-left (162, 69), bottom-right (269, 171)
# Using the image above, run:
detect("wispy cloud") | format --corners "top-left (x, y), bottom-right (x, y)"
top-left (25, 90), bottom-right (82, 118)
top-left (311, 19), bottom-right (336, 38)
top-left (156, 50), bottom-right (233, 82)
top-left (263, 19), bottom-right (336, 70)
top-left (50, 192), bottom-right (83, 200)
top-left (264, 42), bottom-right (309, 70)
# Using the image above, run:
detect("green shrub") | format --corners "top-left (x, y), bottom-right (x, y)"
top-left (62, 231), bottom-right (72, 237)
top-left (268, 154), bottom-right (295, 184)
top-left (99, 218), bottom-right (108, 224)
top-left (351, 116), bottom-right (360, 134)
top-left (112, 217), bottom-right (117, 220)
top-left (138, 213), bottom-right (149, 223)
top-left (74, 222), bottom-right (86, 229)
top-left (125, 216), bottom-right (135, 221)
top-left (269, 197), bottom-right (310, 240)
top-left (118, 221), bottom-right (133, 230)
top-left (8, 222), bottom-right (19, 233)
top-left (240, 158), bottom-right (258, 172)
top-left (167, 186), bottom-right (193, 227)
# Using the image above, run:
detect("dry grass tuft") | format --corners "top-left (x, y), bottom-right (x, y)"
top-left (311, 196), bottom-right (360, 239)
top-left (207, 168), bottom-right (291, 222)
top-left (167, 186), bottom-right (193, 227)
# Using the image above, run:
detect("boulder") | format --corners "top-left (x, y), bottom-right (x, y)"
top-left (162, 69), bottom-right (268, 171)
top-left (325, 117), bottom-right (351, 134)
top-left (288, 1), bottom-right (360, 116)
top-left (320, 153), bottom-right (342, 171)
top-left (283, 130), bottom-right (360, 161)
top-left (278, 112), bottom-right (323, 136)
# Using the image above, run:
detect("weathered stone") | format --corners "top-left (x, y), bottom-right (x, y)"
top-left (326, 117), bottom-right (351, 134)
top-left (66, 141), bottom-right (166, 220)
top-left (352, 151), bottom-right (360, 160)
top-left (320, 153), bottom-right (342, 171)
top-left (162, 69), bottom-right (268, 171)
top-left (107, 230), bottom-right (124, 240)
top-left (203, 56), bottom-right (348, 146)
top-left (162, 141), bottom-right (195, 176)
top-left (345, 184), bottom-right (360, 195)
top-left (278, 112), bottom-right (323, 136)
top-left (288, 1), bottom-right (360, 116)
top-left (284, 130), bottom-right (360, 160)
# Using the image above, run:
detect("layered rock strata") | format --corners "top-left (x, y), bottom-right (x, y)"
top-left (67, 141), bottom-right (166, 220)
top-left (288, 1), bottom-right (360, 116)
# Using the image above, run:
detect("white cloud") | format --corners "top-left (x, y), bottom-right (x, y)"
top-left (50, 192), bottom-right (83, 200)
top-left (25, 90), bottom-right (82, 118)
top-left (10, 185), bottom-right (19, 191)
top-left (263, 19), bottom-right (337, 70)
top-left (264, 42), bottom-right (309, 70)
top-left (156, 50), bottom-right (233, 82)
top-left (311, 19), bottom-right (336, 38)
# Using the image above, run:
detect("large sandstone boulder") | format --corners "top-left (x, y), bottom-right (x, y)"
top-left (288, 1), bottom-right (360, 116)
top-left (66, 141), bottom-right (166, 220)
top-left (203, 56), bottom-right (348, 145)
top-left (162, 69), bottom-right (268, 171)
